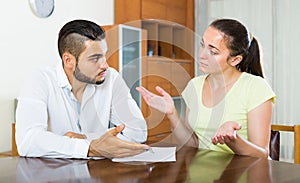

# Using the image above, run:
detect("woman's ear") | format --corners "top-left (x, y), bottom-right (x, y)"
top-left (229, 55), bottom-right (243, 67)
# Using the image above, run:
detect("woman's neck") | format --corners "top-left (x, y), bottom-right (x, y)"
top-left (207, 70), bottom-right (242, 90)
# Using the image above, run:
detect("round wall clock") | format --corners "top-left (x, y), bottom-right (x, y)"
top-left (29, 0), bottom-right (55, 18)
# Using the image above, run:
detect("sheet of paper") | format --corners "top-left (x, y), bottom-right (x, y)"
top-left (112, 147), bottom-right (176, 162)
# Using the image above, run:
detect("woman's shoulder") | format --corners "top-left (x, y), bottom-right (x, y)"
top-left (240, 72), bottom-right (274, 94)
top-left (182, 75), bottom-right (206, 96)
top-left (240, 72), bottom-right (269, 85)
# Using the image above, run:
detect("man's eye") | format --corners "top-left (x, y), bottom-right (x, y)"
top-left (90, 57), bottom-right (100, 62)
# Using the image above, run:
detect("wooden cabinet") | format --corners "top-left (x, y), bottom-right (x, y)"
top-left (114, 0), bottom-right (195, 143)
top-left (141, 0), bottom-right (189, 26)
top-left (142, 19), bottom-right (194, 61)
top-left (102, 24), bottom-right (147, 110)
top-left (115, 0), bottom-right (194, 30)
top-left (142, 57), bottom-right (192, 143)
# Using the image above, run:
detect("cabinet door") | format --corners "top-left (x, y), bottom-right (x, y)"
top-left (115, 0), bottom-right (141, 25)
top-left (102, 25), bottom-right (119, 71)
top-left (170, 61), bottom-right (192, 96)
top-left (145, 59), bottom-right (172, 140)
top-left (146, 59), bottom-right (172, 94)
top-left (141, 0), bottom-right (166, 20)
top-left (146, 108), bottom-right (170, 136)
top-left (165, 0), bottom-right (187, 25)
top-left (119, 25), bottom-right (142, 107)
top-left (104, 24), bottom-right (143, 107)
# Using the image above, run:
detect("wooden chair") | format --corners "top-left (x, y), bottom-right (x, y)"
top-left (12, 123), bottom-right (19, 156)
top-left (270, 124), bottom-right (300, 164)
top-left (0, 123), bottom-right (18, 157)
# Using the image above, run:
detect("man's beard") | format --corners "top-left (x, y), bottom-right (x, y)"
top-left (74, 65), bottom-right (105, 85)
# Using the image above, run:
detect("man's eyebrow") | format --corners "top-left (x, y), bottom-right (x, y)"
top-left (88, 53), bottom-right (103, 58)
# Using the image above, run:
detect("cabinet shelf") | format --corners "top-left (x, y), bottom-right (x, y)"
top-left (145, 56), bottom-right (192, 63)
top-left (142, 20), bottom-right (194, 61)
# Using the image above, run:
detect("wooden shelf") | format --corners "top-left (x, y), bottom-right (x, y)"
top-left (142, 20), bottom-right (194, 60)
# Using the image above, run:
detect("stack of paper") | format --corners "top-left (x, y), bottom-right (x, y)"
top-left (112, 147), bottom-right (176, 162)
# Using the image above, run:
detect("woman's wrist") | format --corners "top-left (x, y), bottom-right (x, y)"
top-left (166, 106), bottom-right (177, 117)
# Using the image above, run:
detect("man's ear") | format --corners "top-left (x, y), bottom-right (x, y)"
top-left (62, 52), bottom-right (76, 69)
top-left (229, 55), bottom-right (243, 67)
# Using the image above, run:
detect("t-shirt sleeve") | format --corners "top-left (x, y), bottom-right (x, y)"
top-left (181, 79), bottom-right (194, 108)
top-left (181, 77), bottom-right (202, 109)
top-left (247, 76), bottom-right (276, 112)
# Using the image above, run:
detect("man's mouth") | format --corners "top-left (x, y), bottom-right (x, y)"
top-left (98, 69), bottom-right (106, 77)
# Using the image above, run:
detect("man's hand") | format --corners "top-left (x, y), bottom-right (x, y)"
top-left (211, 121), bottom-right (242, 145)
top-left (64, 132), bottom-right (87, 139)
top-left (88, 124), bottom-right (150, 158)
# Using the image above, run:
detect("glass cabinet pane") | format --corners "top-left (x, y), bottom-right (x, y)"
top-left (119, 25), bottom-right (142, 107)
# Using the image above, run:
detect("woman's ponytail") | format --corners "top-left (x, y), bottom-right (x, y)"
top-left (236, 37), bottom-right (264, 78)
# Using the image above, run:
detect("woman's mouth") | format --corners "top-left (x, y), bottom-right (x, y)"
top-left (199, 62), bottom-right (208, 67)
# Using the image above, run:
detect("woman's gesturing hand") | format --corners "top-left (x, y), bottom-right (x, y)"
top-left (136, 86), bottom-right (175, 115)
top-left (211, 121), bottom-right (242, 145)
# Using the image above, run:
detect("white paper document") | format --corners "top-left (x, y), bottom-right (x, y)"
top-left (112, 147), bottom-right (176, 162)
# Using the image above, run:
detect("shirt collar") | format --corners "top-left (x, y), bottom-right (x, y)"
top-left (55, 61), bottom-right (72, 90)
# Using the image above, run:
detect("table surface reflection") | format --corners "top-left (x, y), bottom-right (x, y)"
top-left (1, 146), bottom-right (300, 183)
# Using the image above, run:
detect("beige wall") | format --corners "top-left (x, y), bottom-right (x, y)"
top-left (0, 0), bottom-right (114, 152)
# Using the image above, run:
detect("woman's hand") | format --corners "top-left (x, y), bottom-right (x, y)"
top-left (211, 121), bottom-right (242, 145)
top-left (136, 86), bottom-right (175, 115)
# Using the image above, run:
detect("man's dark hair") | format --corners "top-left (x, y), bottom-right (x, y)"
top-left (58, 19), bottom-right (106, 63)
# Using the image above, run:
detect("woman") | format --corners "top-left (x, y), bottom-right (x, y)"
top-left (137, 18), bottom-right (275, 158)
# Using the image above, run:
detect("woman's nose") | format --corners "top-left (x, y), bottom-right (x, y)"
top-left (198, 48), bottom-right (207, 59)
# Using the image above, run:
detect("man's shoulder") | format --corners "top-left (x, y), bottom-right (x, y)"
top-left (22, 65), bottom-right (58, 88)
top-left (30, 65), bottom-right (57, 79)
top-left (105, 67), bottom-right (121, 80)
top-left (107, 67), bottom-right (119, 75)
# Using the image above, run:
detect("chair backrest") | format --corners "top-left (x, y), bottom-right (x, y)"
top-left (270, 124), bottom-right (300, 164)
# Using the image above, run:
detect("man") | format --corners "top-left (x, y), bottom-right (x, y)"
top-left (16, 19), bottom-right (149, 158)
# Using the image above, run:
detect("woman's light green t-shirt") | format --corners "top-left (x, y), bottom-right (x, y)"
top-left (181, 72), bottom-right (276, 153)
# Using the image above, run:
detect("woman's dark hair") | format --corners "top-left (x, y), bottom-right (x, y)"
top-left (58, 19), bottom-right (106, 63)
top-left (210, 19), bottom-right (264, 78)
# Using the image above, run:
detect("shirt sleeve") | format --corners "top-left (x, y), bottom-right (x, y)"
top-left (247, 76), bottom-right (276, 112)
top-left (109, 70), bottom-right (148, 143)
top-left (181, 81), bottom-right (192, 106)
top-left (16, 69), bottom-right (90, 158)
top-left (181, 77), bottom-right (198, 109)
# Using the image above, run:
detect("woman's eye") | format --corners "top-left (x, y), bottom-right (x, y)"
top-left (200, 42), bottom-right (204, 47)
top-left (210, 51), bottom-right (216, 55)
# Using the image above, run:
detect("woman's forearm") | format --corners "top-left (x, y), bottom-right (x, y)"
top-left (167, 109), bottom-right (199, 147)
top-left (226, 134), bottom-right (269, 158)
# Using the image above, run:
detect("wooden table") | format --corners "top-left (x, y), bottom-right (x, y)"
top-left (1, 146), bottom-right (300, 182)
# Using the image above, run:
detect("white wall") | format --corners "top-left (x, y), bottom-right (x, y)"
top-left (273, 0), bottom-right (300, 162)
top-left (195, 0), bottom-right (273, 84)
top-left (0, 0), bottom-right (114, 152)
